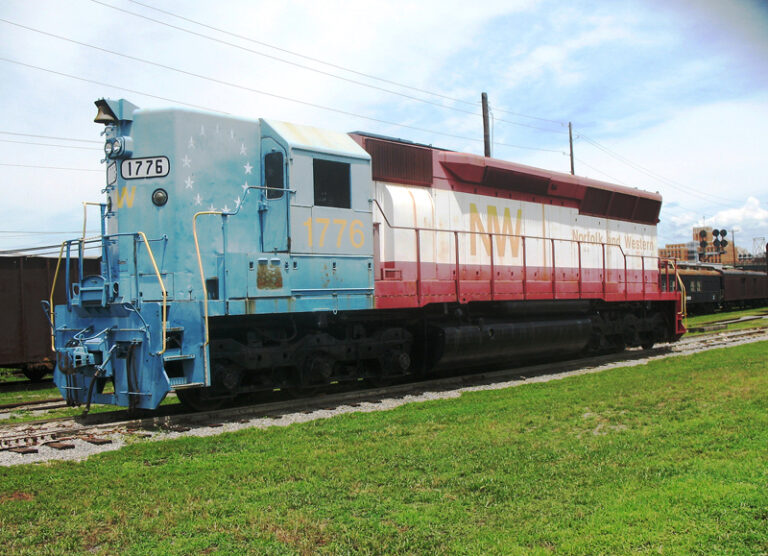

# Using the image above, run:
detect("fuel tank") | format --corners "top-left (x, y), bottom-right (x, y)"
top-left (427, 317), bottom-right (592, 372)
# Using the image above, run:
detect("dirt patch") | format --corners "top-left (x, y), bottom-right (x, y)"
top-left (0, 491), bottom-right (35, 502)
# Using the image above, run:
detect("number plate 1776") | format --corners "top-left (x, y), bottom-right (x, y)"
top-left (121, 156), bottom-right (170, 180)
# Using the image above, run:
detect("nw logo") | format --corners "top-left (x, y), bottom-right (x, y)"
top-left (469, 203), bottom-right (523, 257)
top-left (116, 185), bottom-right (136, 208)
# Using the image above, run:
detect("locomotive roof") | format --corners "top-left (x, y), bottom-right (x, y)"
top-left (264, 120), bottom-right (370, 160)
top-left (351, 133), bottom-right (662, 226)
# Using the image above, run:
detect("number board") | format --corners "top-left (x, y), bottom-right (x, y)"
top-left (121, 156), bottom-right (170, 180)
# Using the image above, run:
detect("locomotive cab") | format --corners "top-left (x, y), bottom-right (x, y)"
top-left (51, 99), bottom-right (374, 410)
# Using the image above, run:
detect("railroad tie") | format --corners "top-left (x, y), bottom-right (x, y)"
top-left (9, 446), bottom-right (38, 454)
top-left (46, 441), bottom-right (75, 450)
top-left (82, 436), bottom-right (112, 445)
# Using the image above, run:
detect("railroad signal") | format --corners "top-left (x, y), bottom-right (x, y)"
top-left (699, 228), bottom-right (730, 261)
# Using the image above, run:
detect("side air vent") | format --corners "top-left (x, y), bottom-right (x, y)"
top-left (364, 138), bottom-right (433, 186)
top-left (580, 187), bottom-right (660, 225)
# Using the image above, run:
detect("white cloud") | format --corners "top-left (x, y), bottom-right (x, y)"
top-left (661, 197), bottom-right (768, 254)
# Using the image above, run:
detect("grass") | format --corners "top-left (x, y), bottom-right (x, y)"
top-left (685, 305), bottom-right (768, 335)
top-left (1, 341), bottom-right (767, 554)
top-left (0, 384), bottom-right (60, 408)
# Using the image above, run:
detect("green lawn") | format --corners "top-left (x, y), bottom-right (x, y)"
top-left (1, 342), bottom-right (767, 554)
top-left (685, 305), bottom-right (768, 331)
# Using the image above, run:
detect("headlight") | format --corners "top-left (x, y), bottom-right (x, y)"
top-left (104, 141), bottom-right (114, 156)
top-left (111, 138), bottom-right (124, 157)
top-left (152, 188), bottom-right (168, 206)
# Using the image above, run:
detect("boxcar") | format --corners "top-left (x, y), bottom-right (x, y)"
top-left (0, 255), bottom-right (99, 380)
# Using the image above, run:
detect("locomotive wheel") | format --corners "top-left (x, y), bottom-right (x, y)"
top-left (22, 366), bottom-right (47, 382)
top-left (176, 387), bottom-right (224, 411)
top-left (296, 353), bottom-right (335, 395)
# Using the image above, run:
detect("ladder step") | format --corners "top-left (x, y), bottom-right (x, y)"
top-left (165, 326), bottom-right (184, 333)
top-left (172, 382), bottom-right (205, 390)
top-left (163, 353), bottom-right (195, 362)
top-left (168, 377), bottom-right (189, 386)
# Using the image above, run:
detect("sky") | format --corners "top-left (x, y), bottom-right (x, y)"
top-left (0, 0), bottom-right (766, 255)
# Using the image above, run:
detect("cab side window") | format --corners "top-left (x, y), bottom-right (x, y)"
top-left (264, 151), bottom-right (284, 199)
top-left (313, 159), bottom-right (350, 208)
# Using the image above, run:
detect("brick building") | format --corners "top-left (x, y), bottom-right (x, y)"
top-left (659, 226), bottom-right (747, 264)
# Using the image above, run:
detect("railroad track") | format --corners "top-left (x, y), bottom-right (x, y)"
top-left (0, 398), bottom-right (67, 412)
top-left (0, 378), bottom-right (55, 394)
top-left (2, 327), bottom-right (766, 457)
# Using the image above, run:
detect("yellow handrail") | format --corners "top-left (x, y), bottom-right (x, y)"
top-left (82, 202), bottom-right (102, 242)
top-left (48, 232), bottom-right (167, 354)
top-left (48, 242), bottom-right (66, 351)
top-left (677, 268), bottom-right (687, 324)
top-left (192, 210), bottom-right (222, 387)
top-left (137, 231), bottom-right (167, 355)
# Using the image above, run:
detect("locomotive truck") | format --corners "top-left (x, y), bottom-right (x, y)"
top-left (49, 98), bottom-right (685, 411)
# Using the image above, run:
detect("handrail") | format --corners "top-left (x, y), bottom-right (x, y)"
top-left (48, 232), bottom-right (167, 354)
top-left (81, 202), bottom-right (102, 243)
top-left (48, 242), bottom-right (67, 350)
top-left (372, 198), bottom-right (650, 260)
top-left (372, 198), bottom-right (671, 302)
top-left (676, 262), bottom-right (687, 322)
top-left (136, 231), bottom-right (167, 355)
top-left (190, 184), bottom-right (284, 387)
top-left (192, 210), bottom-right (222, 388)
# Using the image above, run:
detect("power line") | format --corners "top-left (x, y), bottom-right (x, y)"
top-left (126, 0), bottom-right (480, 109)
top-left (0, 162), bottom-right (101, 172)
top-left (0, 56), bottom-right (228, 114)
top-left (576, 133), bottom-right (740, 206)
top-left (0, 230), bottom-right (98, 234)
top-left (0, 138), bottom-right (98, 150)
top-left (122, 0), bottom-right (570, 128)
top-left (0, 243), bottom-right (101, 256)
top-left (573, 157), bottom-right (628, 186)
top-left (0, 55), bottom-right (560, 154)
top-left (79, 4), bottom-right (568, 133)
top-left (491, 111), bottom-right (568, 134)
top-left (490, 105), bottom-right (567, 126)
top-left (0, 17), bottom-right (483, 126)
top-left (82, 3), bottom-right (482, 118)
top-left (0, 131), bottom-right (100, 144)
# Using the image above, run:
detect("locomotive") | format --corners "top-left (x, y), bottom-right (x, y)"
top-left (49, 98), bottom-right (685, 411)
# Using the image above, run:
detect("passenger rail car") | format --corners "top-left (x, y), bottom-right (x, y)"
top-left (677, 264), bottom-right (768, 313)
top-left (49, 99), bottom-right (685, 410)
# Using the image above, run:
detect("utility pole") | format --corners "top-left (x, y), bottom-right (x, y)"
top-left (481, 92), bottom-right (491, 157)
top-left (568, 122), bottom-right (575, 175)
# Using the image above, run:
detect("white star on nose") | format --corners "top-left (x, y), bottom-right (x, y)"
top-left (242, 181), bottom-right (249, 192)
top-left (185, 176), bottom-right (194, 189)
top-left (240, 143), bottom-right (247, 155)
top-left (194, 193), bottom-right (202, 206)
top-left (182, 155), bottom-right (191, 168)
top-left (244, 162), bottom-right (253, 174)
